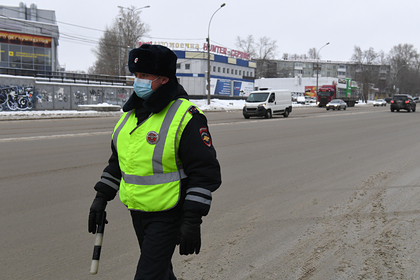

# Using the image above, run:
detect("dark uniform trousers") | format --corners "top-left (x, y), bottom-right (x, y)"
top-left (131, 210), bottom-right (182, 280)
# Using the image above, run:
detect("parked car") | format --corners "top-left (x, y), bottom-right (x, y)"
top-left (326, 99), bottom-right (347, 110)
top-left (390, 94), bottom-right (416, 112)
top-left (373, 99), bottom-right (387, 106)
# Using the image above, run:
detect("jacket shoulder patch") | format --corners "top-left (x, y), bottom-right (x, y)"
top-left (199, 127), bottom-right (212, 147)
top-left (188, 106), bottom-right (200, 115)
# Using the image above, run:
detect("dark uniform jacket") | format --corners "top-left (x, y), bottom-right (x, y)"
top-left (94, 79), bottom-right (221, 217)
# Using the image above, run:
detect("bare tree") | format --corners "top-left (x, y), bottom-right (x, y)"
top-left (308, 48), bottom-right (317, 59)
top-left (90, 6), bottom-right (150, 76)
top-left (235, 35), bottom-right (256, 58)
top-left (351, 46), bottom-right (380, 101)
top-left (387, 44), bottom-right (420, 95)
top-left (256, 36), bottom-right (277, 60)
top-left (236, 35), bottom-right (278, 78)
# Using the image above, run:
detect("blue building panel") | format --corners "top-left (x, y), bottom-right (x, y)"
top-left (176, 73), bottom-right (205, 77)
top-left (173, 50), bottom-right (186, 59)
top-left (213, 55), bottom-right (228, 63)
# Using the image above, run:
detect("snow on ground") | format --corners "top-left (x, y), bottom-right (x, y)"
top-left (0, 99), bottom-right (368, 120)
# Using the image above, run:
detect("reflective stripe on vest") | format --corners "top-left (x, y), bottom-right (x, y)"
top-left (112, 99), bottom-right (201, 212)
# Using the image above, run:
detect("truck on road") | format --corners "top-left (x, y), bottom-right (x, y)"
top-left (317, 83), bottom-right (358, 107)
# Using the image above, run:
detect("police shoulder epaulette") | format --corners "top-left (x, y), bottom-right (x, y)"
top-left (188, 106), bottom-right (200, 115)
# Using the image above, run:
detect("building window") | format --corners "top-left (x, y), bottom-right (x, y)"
top-left (223, 68), bottom-right (225, 73)
top-left (176, 63), bottom-right (181, 69)
top-left (227, 68), bottom-right (229, 74)
top-left (213, 66), bottom-right (216, 72)
top-left (218, 67), bottom-right (220, 72)
top-left (239, 70), bottom-right (242, 75)
top-left (185, 64), bottom-right (190, 70)
top-left (235, 69), bottom-right (238, 75)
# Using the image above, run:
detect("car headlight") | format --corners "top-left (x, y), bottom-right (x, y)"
top-left (258, 103), bottom-right (266, 108)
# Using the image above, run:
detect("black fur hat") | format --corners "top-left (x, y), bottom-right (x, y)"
top-left (128, 44), bottom-right (177, 78)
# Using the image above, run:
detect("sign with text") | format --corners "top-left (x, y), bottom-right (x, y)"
top-left (139, 41), bottom-right (251, 60)
top-left (0, 31), bottom-right (51, 48)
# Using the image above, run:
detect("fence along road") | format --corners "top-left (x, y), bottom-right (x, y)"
top-left (2, 106), bottom-right (420, 279)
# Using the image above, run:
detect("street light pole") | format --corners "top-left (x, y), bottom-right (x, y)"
top-left (394, 62), bottom-right (409, 95)
top-left (207, 3), bottom-right (226, 105)
top-left (315, 42), bottom-right (330, 99)
top-left (118, 18), bottom-right (122, 76)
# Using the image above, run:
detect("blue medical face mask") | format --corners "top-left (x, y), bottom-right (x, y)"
top-left (133, 77), bottom-right (159, 100)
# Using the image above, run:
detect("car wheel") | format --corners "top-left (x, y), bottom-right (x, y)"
top-left (283, 109), bottom-right (289, 118)
top-left (265, 110), bottom-right (272, 119)
top-left (344, 106), bottom-right (346, 110)
top-left (243, 114), bottom-right (250, 119)
top-left (407, 107), bottom-right (411, 112)
top-left (326, 108), bottom-right (329, 110)
top-left (413, 106), bottom-right (416, 112)
top-left (391, 108), bottom-right (394, 112)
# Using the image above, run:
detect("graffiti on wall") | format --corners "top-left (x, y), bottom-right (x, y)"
top-left (74, 90), bottom-right (87, 105)
top-left (56, 88), bottom-right (68, 103)
top-left (90, 89), bottom-right (103, 103)
top-left (0, 85), bottom-right (34, 111)
top-left (36, 89), bottom-right (52, 103)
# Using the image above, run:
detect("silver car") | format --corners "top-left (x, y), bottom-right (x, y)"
top-left (326, 99), bottom-right (347, 110)
top-left (373, 99), bottom-right (386, 106)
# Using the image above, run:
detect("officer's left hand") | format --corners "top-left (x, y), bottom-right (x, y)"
top-left (178, 212), bottom-right (202, 255)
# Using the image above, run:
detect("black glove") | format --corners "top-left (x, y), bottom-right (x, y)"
top-left (178, 211), bottom-right (202, 255)
top-left (88, 193), bottom-right (108, 234)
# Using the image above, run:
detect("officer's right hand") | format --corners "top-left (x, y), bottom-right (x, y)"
top-left (178, 211), bottom-right (202, 255)
top-left (88, 193), bottom-right (108, 234)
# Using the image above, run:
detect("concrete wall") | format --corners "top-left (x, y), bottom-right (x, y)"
top-left (0, 75), bottom-right (132, 111)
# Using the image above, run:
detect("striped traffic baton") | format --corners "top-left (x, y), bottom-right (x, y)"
top-left (90, 211), bottom-right (107, 275)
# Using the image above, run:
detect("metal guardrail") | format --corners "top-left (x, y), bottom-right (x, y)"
top-left (0, 67), bottom-right (128, 85)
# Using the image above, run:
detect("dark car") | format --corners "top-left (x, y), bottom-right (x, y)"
top-left (384, 97), bottom-right (392, 103)
top-left (390, 94), bottom-right (416, 112)
top-left (326, 99), bottom-right (347, 110)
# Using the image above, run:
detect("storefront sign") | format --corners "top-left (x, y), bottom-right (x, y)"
top-left (139, 41), bottom-right (251, 60)
top-left (0, 31), bottom-right (51, 48)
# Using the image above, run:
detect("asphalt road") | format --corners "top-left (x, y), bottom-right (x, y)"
top-left (1, 105), bottom-right (420, 279)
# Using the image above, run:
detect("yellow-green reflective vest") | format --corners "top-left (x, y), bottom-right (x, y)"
top-left (112, 98), bottom-right (203, 212)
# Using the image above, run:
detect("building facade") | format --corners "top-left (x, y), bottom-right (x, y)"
top-left (0, 3), bottom-right (59, 72)
top-left (256, 58), bottom-right (390, 99)
top-left (174, 50), bottom-right (256, 97)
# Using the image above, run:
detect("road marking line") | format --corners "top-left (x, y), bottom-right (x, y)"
top-left (0, 131), bottom-right (111, 142)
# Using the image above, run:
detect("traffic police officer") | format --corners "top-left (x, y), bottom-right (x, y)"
top-left (88, 44), bottom-right (221, 280)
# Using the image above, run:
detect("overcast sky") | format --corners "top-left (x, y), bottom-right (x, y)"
top-left (2, 0), bottom-right (419, 72)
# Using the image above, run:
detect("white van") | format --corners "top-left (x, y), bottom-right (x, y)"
top-left (243, 89), bottom-right (292, 119)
